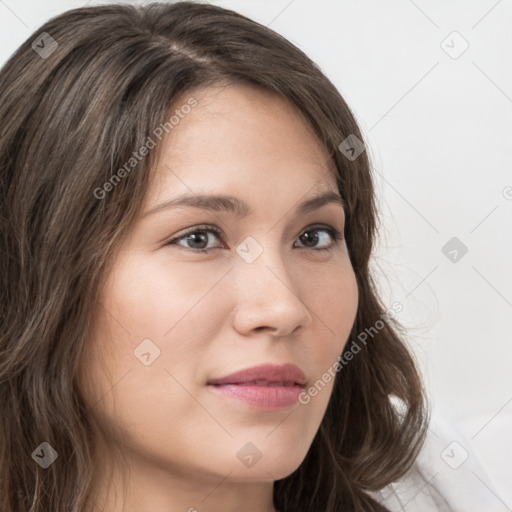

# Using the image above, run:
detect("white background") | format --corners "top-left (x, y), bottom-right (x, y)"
top-left (1, 0), bottom-right (511, 507)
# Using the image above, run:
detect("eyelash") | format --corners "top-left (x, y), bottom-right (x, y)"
top-left (165, 224), bottom-right (344, 254)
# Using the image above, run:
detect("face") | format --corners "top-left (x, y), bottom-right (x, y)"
top-left (78, 83), bottom-right (358, 492)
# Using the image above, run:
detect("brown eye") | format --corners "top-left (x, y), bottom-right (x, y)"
top-left (166, 225), bottom-right (224, 253)
top-left (294, 226), bottom-right (343, 251)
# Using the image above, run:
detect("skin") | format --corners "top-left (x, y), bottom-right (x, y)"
top-left (78, 83), bottom-right (359, 512)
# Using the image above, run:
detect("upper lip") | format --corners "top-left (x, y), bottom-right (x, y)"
top-left (208, 363), bottom-right (306, 387)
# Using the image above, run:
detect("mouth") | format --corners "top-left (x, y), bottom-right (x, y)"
top-left (207, 363), bottom-right (306, 410)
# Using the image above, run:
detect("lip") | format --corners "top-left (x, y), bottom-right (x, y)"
top-left (208, 363), bottom-right (306, 386)
top-left (207, 363), bottom-right (306, 411)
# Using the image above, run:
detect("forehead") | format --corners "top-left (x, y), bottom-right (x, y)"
top-left (148, 83), bottom-right (337, 199)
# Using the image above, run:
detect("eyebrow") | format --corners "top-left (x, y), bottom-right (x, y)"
top-left (142, 190), bottom-right (346, 219)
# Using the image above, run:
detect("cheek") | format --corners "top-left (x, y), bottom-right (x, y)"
top-left (304, 262), bottom-right (359, 367)
top-left (81, 254), bottom-right (237, 412)
top-left (76, 256), bottom-right (234, 471)
top-left (287, 262), bottom-right (358, 429)
top-left (97, 254), bottom-right (231, 356)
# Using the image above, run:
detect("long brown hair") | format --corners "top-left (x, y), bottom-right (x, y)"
top-left (0, 2), bottom-right (429, 511)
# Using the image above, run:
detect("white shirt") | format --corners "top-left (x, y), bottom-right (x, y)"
top-left (369, 411), bottom-right (511, 511)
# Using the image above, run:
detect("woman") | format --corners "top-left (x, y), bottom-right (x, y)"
top-left (0, 2), bottom-right (431, 511)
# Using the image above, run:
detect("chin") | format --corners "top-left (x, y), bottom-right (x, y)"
top-left (226, 444), bottom-right (308, 482)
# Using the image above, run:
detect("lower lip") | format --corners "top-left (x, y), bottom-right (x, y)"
top-left (207, 383), bottom-right (304, 410)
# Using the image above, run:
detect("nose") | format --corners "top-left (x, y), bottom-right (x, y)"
top-left (231, 248), bottom-right (313, 337)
